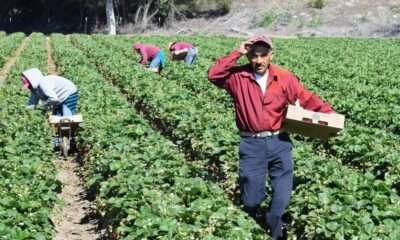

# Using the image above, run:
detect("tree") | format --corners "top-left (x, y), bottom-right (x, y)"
top-left (0, 0), bottom-right (232, 33)
top-left (133, 0), bottom-right (160, 31)
top-left (106, 0), bottom-right (116, 34)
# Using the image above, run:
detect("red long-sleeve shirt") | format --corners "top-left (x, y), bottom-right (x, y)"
top-left (208, 50), bottom-right (334, 133)
top-left (133, 43), bottom-right (160, 65)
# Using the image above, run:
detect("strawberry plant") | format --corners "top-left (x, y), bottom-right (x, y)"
top-left (0, 33), bottom-right (59, 239)
top-left (51, 34), bottom-right (267, 239)
top-left (71, 35), bottom-right (400, 239)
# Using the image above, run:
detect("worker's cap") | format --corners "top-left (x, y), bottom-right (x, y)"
top-left (245, 35), bottom-right (273, 50)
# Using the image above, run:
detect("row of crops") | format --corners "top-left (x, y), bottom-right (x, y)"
top-left (92, 35), bottom-right (400, 189)
top-left (0, 33), bottom-right (59, 239)
top-left (67, 34), bottom-right (400, 239)
top-left (0, 33), bottom-right (24, 72)
top-left (50, 34), bottom-right (266, 239)
top-left (0, 33), bottom-right (399, 239)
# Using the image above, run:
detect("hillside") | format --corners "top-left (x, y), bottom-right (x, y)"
top-left (157, 0), bottom-right (400, 37)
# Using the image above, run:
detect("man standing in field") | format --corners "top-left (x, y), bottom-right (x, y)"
top-left (133, 42), bottom-right (166, 74)
top-left (208, 35), bottom-right (334, 239)
top-left (168, 41), bottom-right (198, 65)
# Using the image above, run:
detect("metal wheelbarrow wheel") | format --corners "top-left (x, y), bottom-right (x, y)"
top-left (61, 136), bottom-right (70, 158)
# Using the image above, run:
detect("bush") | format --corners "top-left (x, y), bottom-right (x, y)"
top-left (176, 0), bottom-right (232, 16)
top-left (219, 0), bottom-right (233, 12)
top-left (252, 11), bottom-right (277, 28)
top-left (308, 0), bottom-right (327, 9)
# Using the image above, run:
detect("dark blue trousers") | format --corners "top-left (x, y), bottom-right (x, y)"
top-left (239, 133), bottom-right (293, 239)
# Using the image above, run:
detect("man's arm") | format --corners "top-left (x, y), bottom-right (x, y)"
top-left (27, 91), bottom-right (39, 107)
top-left (40, 83), bottom-right (61, 106)
top-left (287, 74), bottom-right (334, 113)
top-left (134, 47), bottom-right (148, 65)
top-left (208, 40), bottom-right (253, 88)
top-left (207, 50), bottom-right (242, 88)
top-left (139, 48), bottom-right (148, 65)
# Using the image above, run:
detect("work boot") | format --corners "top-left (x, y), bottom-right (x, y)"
top-left (243, 206), bottom-right (258, 218)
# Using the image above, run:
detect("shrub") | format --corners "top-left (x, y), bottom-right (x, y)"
top-left (252, 11), bottom-right (277, 27)
top-left (308, 0), bottom-right (327, 9)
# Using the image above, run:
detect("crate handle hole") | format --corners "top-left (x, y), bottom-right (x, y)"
top-left (318, 120), bottom-right (328, 126)
top-left (302, 117), bottom-right (312, 123)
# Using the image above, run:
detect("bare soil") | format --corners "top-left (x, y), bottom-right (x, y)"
top-left (145, 0), bottom-right (400, 37)
top-left (0, 37), bottom-right (30, 85)
top-left (52, 158), bottom-right (100, 240)
top-left (46, 37), bottom-right (58, 75)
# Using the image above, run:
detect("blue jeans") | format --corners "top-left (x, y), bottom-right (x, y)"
top-left (239, 133), bottom-right (293, 239)
top-left (184, 47), bottom-right (198, 65)
top-left (149, 51), bottom-right (166, 72)
top-left (53, 92), bottom-right (79, 116)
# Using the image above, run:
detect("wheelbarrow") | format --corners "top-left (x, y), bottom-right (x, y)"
top-left (49, 114), bottom-right (83, 158)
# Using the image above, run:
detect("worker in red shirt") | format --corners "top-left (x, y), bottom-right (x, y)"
top-left (133, 43), bottom-right (166, 74)
top-left (208, 35), bottom-right (334, 239)
top-left (168, 41), bottom-right (198, 65)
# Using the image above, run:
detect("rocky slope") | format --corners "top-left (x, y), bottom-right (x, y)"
top-left (158, 0), bottom-right (400, 37)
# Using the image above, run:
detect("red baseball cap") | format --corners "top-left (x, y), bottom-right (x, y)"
top-left (246, 35), bottom-right (273, 49)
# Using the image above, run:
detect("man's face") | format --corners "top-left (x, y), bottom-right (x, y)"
top-left (21, 75), bottom-right (31, 90)
top-left (246, 43), bottom-right (272, 75)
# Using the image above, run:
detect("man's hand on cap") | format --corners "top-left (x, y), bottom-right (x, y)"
top-left (238, 39), bottom-right (255, 55)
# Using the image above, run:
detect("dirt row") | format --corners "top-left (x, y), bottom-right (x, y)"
top-left (0, 36), bottom-right (30, 85)
top-left (0, 35), bottom-right (100, 239)
top-left (46, 37), bottom-right (101, 240)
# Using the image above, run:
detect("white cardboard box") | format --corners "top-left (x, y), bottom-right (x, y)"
top-left (283, 105), bottom-right (345, 140)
